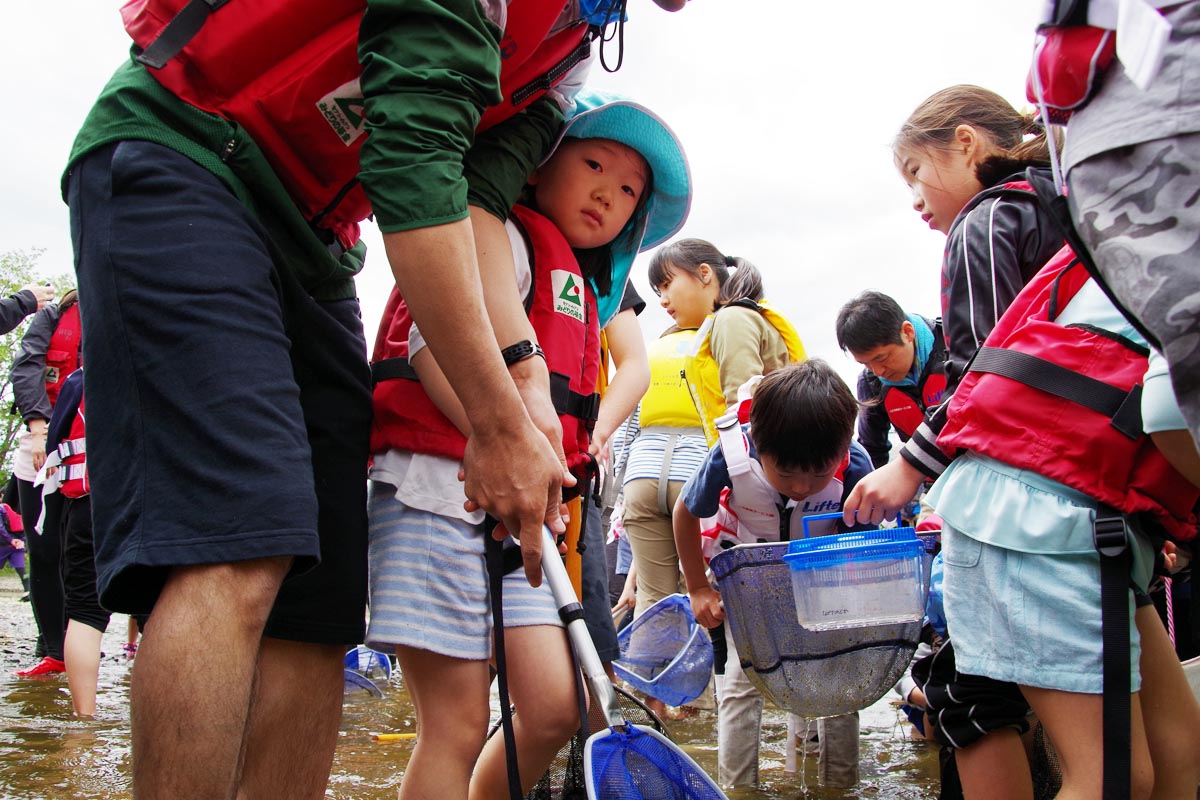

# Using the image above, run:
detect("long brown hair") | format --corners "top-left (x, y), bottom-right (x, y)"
top-left (894, 85), bottom-right (1060, 185)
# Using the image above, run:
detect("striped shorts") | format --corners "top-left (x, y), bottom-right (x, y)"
top-left (365, 482), bottom-right (561, 660)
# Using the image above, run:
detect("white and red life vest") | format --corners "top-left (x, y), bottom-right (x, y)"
top-left (369, 203), bottom-right (601, 486)
top-left (45, 303), bottom-right (81, 408)
top-left (41, 397), bottom-right (88, 501)
top-left (700, 412), bottom-right (848, 561)
top-left (938, 247), bottom-right (1199, 542)
top-left (121, 0), bottom-right (593, 247)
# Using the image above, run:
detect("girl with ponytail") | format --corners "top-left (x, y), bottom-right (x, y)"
top-left (648, 239), bottom-right (804, 446)
top-left (892, 84), bottom-right (1064, 389)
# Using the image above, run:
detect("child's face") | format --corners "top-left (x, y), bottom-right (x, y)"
top-left (654, 265), bottom-right (717, 329)
top-left (896, 141), bottom-right (984, 235)
top-left (759, 453), bottom-right (839, 502)
top-left (530, 138), bottom-right (649, 250)
top-left (849, 321), bottom-right (917, 383)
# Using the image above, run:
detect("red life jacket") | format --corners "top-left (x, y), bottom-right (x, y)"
top-left (45, 303), bottom-right (81, 408)
top-left (882, 340), bottom-right (947, 439)
top-left (938, 247), bottom-right (1199, 542)
top-left (369, 204), bottom-right (601, 488)
top-left (1, 503), bottom-right (22, 535)
top-left (121, 0), bottom-right (593, 248)
top-left (57, 397), bottom-right (89, 500)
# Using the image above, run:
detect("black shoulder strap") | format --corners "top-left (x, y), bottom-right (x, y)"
top-left (970, 346), bottom-right (1144, 440)
top-left (369, 357), bottom-right (419, 386)
top-left (1093, 510), bottom-right (1132, 800)
top-left (135, 0), bottom-right (232, 70)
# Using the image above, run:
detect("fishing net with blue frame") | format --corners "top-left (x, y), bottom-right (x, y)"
top-left (584, 723), bottom-right (726, 800)
top-left (509, 684), bottom-right (670, 800)
top-left (612, 594), bottom-right (713, 707)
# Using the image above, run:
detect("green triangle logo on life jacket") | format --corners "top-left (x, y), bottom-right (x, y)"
top-left (552, 270), bottom-right (585, 323)
top-left (316, 79), bottom-right (368, 146)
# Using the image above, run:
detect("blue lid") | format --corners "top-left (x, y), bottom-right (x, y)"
top-left (784, 539), bottom-right (924, 570)
top-left (783, 527), bottom-right (922, 570)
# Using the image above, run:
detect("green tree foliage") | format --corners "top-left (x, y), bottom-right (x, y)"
top-left (0, 249), bottom-right (76, 476)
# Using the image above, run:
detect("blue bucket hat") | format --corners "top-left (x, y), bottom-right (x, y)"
top-left (553, 88), bottom-right (692, 326)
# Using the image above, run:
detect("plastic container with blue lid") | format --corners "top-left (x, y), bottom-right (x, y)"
top-left (782, 513), bottom-right (925, 631)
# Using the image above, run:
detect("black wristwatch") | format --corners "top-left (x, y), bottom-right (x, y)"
top-left (500, 339), bottom-right (546, 367)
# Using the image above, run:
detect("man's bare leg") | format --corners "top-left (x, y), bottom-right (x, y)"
top-left (131, 557), bottom-right (290, 800)
top-left (237, 638), bottom-right (346, 799)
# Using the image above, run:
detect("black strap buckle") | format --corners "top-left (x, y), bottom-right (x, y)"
top-left (1093, 512), bottom-right (1130, 558)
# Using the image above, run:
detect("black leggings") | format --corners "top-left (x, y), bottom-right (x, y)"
top-left (17, 478), bottom-right (65, 660)
top-left (62, 497), bottom-right (110, 632)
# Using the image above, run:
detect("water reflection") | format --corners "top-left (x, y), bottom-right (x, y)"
top-left (1, 584), bottom-right (939, 799)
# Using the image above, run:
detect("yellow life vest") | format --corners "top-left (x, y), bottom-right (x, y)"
top-left (685, 298), bottom-right (807, 445)
top-left (639, 328), bottom-right (703, 429)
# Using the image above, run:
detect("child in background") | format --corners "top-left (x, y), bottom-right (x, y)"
top-left (0, 502), bottom-right (28, 597)
top-left (366, 90), bottom-right (690, 800)
top-left (846, 85), bottom-right (1066, 799)
top-left (673, 360), bottom-right (874, 789)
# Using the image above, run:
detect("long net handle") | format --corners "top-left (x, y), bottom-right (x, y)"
top-left (540, 528), bottom-right (626, 729)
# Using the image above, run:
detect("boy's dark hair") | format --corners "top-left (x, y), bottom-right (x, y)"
top-left (835, 290), bottom-right (908, 353)
top-left (749, 359), bottom-right (858, 472)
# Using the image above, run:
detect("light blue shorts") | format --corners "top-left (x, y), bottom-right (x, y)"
top-left (365, 482), bottom-right (561, 660)
top-left (941, 524), bottom-right (1153, 695)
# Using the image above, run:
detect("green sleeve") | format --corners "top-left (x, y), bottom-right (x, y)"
top-left (358, 0), bottom-right (503, 232)
top-left (464, 97), bottom-right (565, 221)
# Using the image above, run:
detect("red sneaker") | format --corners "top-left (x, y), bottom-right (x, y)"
top-left (15, 656), bottom-right (66, 677)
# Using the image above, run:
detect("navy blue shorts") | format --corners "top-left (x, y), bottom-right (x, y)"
top-left (66, 141), bottom-right (370, 644)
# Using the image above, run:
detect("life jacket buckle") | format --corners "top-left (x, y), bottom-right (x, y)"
top-left (1093, 512), bottom-right (1129, 558)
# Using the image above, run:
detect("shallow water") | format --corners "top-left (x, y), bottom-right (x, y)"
top-left (0, 571), bottom-right (940, 799)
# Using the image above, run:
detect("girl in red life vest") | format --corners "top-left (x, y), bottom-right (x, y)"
top-left (10, 288), bottom-right (81, 678)
top-left (365, 91), bottom-right (690, 800)
top-left (930, 268), bottom-right (1200, 800)
top-left (845, 85), bottom-right (1066, 800)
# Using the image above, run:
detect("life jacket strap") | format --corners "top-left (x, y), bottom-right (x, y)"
top-left (370, 356), bottom-right (418, 385)
top-left (549, 372), bottom-right (600, 423)
top-left (970, 346), bottom-right (1143, 439)
top-left (135, 0), bottom-right (233, 70)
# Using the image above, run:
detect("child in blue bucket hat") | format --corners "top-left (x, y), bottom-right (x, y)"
top-left (365, 89), bottom-right (690, 800)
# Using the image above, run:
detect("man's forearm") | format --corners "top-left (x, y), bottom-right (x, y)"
top-left (383, 220), bottom-right (525, 431)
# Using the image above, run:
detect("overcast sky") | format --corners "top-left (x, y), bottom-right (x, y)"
top-left (0, 1), bottom-right (1044, 387)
